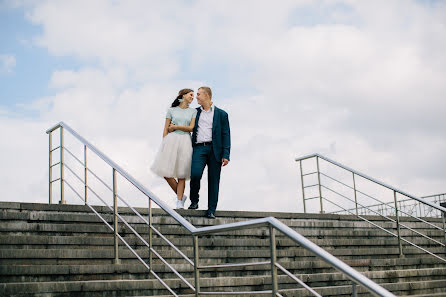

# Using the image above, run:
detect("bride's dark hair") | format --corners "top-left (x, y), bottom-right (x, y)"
top-left (171, 88), bottom-right (193, 107)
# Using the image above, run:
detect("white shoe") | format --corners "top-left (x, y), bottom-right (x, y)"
top-left (178, 195), bottom-right (188, 209)
top-left (176, 200), bottom-right (183, 209)
top-left (181, 195), bottom-right (188, 205)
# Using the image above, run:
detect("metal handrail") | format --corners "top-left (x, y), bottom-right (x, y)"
top-left (320, 172), bottom-right (445, 233)
top-left (296, 153), bottom-right (446, 214)
top-left (296, 153), bottom-right (446, 263)
top-left (323, 184), bottom-right (445, 246)
top-left (322, 196), bottom-right (446, 263)
top-left (63, 146), bottom-right (195, 266)
top-left (47, 122), bottom-right (196, 232)
top-left (62, 179), bottom-right (180, 295)
top-left (47, 122), bottom-right (396, 297)
top-left (333, 193), bottom-right (446, 217)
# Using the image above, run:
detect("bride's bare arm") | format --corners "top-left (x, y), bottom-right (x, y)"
top-left (169, 118), bottom-right (196, 133)
top-left (163, 118), bottom-right (171, 137)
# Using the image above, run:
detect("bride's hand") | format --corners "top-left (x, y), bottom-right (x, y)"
top-left (168, 123), bottom-right (176, 133)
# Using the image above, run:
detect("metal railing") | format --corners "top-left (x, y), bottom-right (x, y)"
top-left (296, 153), bottom-right (446, 264)
top-left (47, 122), bottom-right (396, 297)
top-left (333, 193), bottom-right (446, 218)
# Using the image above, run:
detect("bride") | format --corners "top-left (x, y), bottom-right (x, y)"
top-left (151, 89), bottom-right (197, 209)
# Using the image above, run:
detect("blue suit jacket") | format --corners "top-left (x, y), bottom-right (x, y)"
top-left (192, 106), bottom-right (231, 162)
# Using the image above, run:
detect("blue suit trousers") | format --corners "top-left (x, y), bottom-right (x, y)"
top-left (190, 145), bottom-right (222, 214)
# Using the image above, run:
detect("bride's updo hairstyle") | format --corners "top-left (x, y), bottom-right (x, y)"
top-left (171, 88), bottom-right (194, 107)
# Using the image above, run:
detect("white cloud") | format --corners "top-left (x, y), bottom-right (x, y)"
top-left (0, 54), bottom-right (16, 74)
top-left (1, 0), bottom-right (446, 213)
top-left (25, 0), bottom-right (189, 80)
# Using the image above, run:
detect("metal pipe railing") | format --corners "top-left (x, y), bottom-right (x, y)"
top-left (47, 122), bottom-right (196, 232)
top-left (62, 169), bottom-right (194, 295)
top-left (48, 132), bottom-right (52, 204)
top-left (60, 127), bottom-right (65, 204)
top-left (62, 146), bottom-right (195, 266)
top-left (269, 226), bottom-right (278, 296)
top-left (332, 193), bottom-right (446, 218)
top-left (47, 122), bottom-right (396, 297)
top-left (296, 153), bottom-right (446, 214)
top-left (296, 153), bottom-right (446, 263)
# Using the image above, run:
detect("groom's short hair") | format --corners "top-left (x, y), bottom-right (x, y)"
top-left (199, 86), bottom-right (212, 100)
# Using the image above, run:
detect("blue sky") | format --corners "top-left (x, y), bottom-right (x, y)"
top-left (0, 6), bottom-right (79, 109)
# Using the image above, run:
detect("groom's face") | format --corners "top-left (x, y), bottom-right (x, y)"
top-left (196, 89), bottom-right (209, 106)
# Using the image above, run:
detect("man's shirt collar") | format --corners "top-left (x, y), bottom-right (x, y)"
top-left (200, 104), bottom-right (215, 112)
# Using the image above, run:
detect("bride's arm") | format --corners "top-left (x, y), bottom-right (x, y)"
top-left (169, 118), bottom-right (196, 133)
top-left (163, 118), bottom-right (171, 137)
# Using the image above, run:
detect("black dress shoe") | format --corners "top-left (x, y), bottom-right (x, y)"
top-left (188, 202), bottom-right (199, 209)
top-left (206, 212), bottom-right (216, 219)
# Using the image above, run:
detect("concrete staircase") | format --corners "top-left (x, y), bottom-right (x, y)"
top-left (1, 202), bottom-right (446, 297)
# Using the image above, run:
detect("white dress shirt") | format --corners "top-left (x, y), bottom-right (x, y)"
top-left (196, 105), bottom-right (214, 143)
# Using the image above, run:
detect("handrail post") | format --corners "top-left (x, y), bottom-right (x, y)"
top-left (84, 145), bottom-right (87, 204)
top-left (440, 202), bottom-right (446, 250)
top-left (48, 131), bottom-right (52, 204)
top-left (442, 212), bottom-right (446, 251)
top-left (60, 127), bottom-right (65, 204)
top-left (193, 235), bottom-right (200, 297)
top-left (269, 226), bottom-right (278, 296)
top-left (393, 191), bottom-right (404, 257)
top-left (299, 161), bottom-right (307, 213)
top-left (352, 282), bottom-right (357, 297)
top-left (148, 199), bottom-right (153, 272)
top-left (316, 156), bottom-right (324, 213)
top-left (113, 168), bottom-right (120, 264)
top-left (352, 173), bottom-right (358, 216)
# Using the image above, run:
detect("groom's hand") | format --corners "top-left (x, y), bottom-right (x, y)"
top-left (222, 158), bottom-right (229, 166)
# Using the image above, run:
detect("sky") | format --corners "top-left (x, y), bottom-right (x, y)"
top-left (0, 0), bottom-right (445, 213)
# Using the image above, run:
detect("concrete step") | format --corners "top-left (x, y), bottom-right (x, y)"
top-left (1, 201), bottom-right (442, 222)
top-left (401, 293), bottom-right (446, 297)
top-left (1, 246), bottom-right (445, 269)
top-left (2, 256), bottom-right (445, 283)
top-left (2, 207), bottom-right (443, 230)
top-left (148, 279), bottom-right (446, 297)
top-left (1, 223), bottom-right (443, 250)
top-left (2, 211), bottom-right (443, 237)
top-left (1, 234), bottom-right (442, 251)
top-left (2, 208), bottom-right (443, 235)
top-left (2, 275), bottom-right (446, 297)
top-left (0, 264), bottom-right (153, 283)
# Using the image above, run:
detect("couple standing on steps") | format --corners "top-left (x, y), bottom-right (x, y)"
top-left (151, 87), bottom-right (231, 219)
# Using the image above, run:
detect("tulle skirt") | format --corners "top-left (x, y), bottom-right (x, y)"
top-left (151, 132), bottom-right (193, 179)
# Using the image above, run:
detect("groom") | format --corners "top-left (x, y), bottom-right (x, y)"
top-left (188, 86), bottom-right (231, 219)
